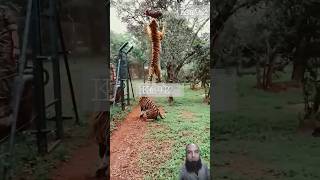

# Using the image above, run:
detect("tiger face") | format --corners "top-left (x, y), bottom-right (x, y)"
top-left (139, 97), bottom-right (164, 120)
top-left (139, 109), bottom-right (161, 120)
top-left (149, 18), bottom-right (158, 31)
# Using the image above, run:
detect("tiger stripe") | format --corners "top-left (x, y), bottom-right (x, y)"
top-left (139, 96), bottom-right (164, 120)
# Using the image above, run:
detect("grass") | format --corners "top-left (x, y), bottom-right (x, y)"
top-left (0, 115), bottom-right (91, 180)
top-left (139, 84), bottom-right (210, 179)
top-left (109, 78), bottom-right (141, 132)
top-left (214, 74), bottom-right (320, 180)
top-left (110, 104), bottom-right (133, 133)
top-left (0, 56), bottom-right (113, 179)
top-left (0, 98), bottom-right (133, 179)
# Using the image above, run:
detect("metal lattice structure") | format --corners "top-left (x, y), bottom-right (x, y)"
top-left (1, 0), bottom-right (80, 179)
top-left (112, 42), bottom-right (134, 110)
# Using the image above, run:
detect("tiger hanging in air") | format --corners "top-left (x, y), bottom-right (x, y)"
top-left (144, 15), bottom-right (165, 83)
top-left (139, 97), bottom-right (165, 120)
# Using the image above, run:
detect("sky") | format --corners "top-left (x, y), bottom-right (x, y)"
top-left (110, 7), bottom-right (128, 34)
top-left (110, 5), bottom-right (210, 35)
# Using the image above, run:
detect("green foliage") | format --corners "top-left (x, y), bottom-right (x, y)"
top-left (110, 31), bottom-right (146, 64)
top-left (140, 86), bottom-right (210, 179)
top-left (214, 73), bottom-right (320, 179)
top-left (0, 121), bottom-right (89, 180)
top-left (112, 0), bottom-right (210, 79)
top-left (214, 0), bottom-right (320, 70)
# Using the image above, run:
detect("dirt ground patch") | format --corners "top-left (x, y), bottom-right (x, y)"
top-left (255, 81), bottom-right (301, 93)
top-left (215, 153), bottom-right (277, 179)
top-left (139, 138), bottom-right (173, 176)
top-left (50, 140), bottom-right (103, 180)
top-left (179, 130), bottom-right (193, 137)
top-left (110, 106), bottom-right (146, 180)
top-left (110, 105), bottom-right (172, 179)
top-left (181, 111), bottom-right (194, 119)
top-left (50, 104), bottom-right (168, 180)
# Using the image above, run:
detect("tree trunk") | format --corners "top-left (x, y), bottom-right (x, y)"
top-left (203, 86), bottom-right (210, 105)
top-left (167, 62), bottom-right (174, 105)
top-left (265, 64), bottom-right (273, 89)
top-left (201, 78), bottom-right (207, 88)
top-left (262, 65), bottom-right (266, 89)
top-left (256, 58), bottom-right (262, 88)
top-left (291, 37), bottom-right (308, 82)
top-left (292, 60), bottom-right (306, 82)
top-left (262, 38), bottom-right (276, 90)
top-left (312, 87), bottom-right (320, 113)
top-left (174, 64), bottom-right (183, 80)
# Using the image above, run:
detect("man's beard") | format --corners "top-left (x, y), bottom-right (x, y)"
top-left (185, 158), bottom-right (202, 174)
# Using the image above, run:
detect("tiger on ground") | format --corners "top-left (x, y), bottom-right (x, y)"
top-left (139, 96), bottom-right (165, 120)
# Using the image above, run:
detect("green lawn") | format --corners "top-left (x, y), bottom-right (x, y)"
top-left (139, 84), bottom-right (210, 179)
top-left (214, 74), bottom-right (320, 180)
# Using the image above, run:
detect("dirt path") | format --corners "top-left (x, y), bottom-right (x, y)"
top-left (110, 105), bottom-right (146, 180)
top-left (50, 105), bottom-right (148, 180)
top-left (50, 140), bottom-right (104, 180)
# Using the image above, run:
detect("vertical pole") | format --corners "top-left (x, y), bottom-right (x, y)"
top-left (56, 7), bottom-right (80, 125)
top-left (120, 52), bottom-right (125, 110)
top-left (34, 56), bottom-right (48, 155)
top-left (113, 56), bottom-right (121, 106)
top-left (36, 0), bottom-right (42, 54)
top-left (49, 0), bottom-right (63, 138)
top-left (126, 55), bottom-right (130, 105)
top-left (120, 80), bottom-right (125, 111)
top-left (128, 63), bottom-right (135, 99)
top-left (3, 0), bottom-right (34, 178)
top-left (33, 0), bottom-right (47, 154)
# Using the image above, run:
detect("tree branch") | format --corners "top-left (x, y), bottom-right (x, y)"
top-left (190, 17), bottom-right (210, 45)
top-left (231, 0), bottom-right (262, 15)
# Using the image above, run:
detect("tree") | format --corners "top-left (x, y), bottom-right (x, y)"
top-left (211, 0), bottom-right (262, 49)
top-left (192, 45), bottom-right (210, 88)
top-left (112, 0), bottom-right (210, 81)
top-left (110, 31), bottom-right (146, 65)
top-left (215, 0), bottom-right (320, 90)
top-left (271, 0), bottom-right (320, 82)
top-left (58, 0), bottom-right (107, 54)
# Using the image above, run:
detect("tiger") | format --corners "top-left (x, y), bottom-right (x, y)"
top-left (144, 18), bottom-right (165, 83)
top-left (89, 111), bottom-right (110, 177)
top-left (0, 5), bottom-right (19, 125)
top-left (139, 96), bottom-right (165, 120)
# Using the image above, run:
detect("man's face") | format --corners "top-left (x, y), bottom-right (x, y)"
top-left (186, 144), bottom-right (200, 162)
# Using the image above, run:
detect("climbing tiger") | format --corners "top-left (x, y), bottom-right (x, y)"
top-left (139, 97), bottom-right (165, 120)
top-left (144, 17), bottom-right (165, 83)
top-left (89, 111), bottom-right (110, 177)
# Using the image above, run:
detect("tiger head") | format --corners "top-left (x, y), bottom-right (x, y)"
top-left (139, 111), bottom-right (148, 120)
top-left (149, 18), bottom-right (159, 31)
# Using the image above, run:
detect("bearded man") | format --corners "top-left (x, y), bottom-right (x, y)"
top-left (179, 143), bottom-right (210, 180)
